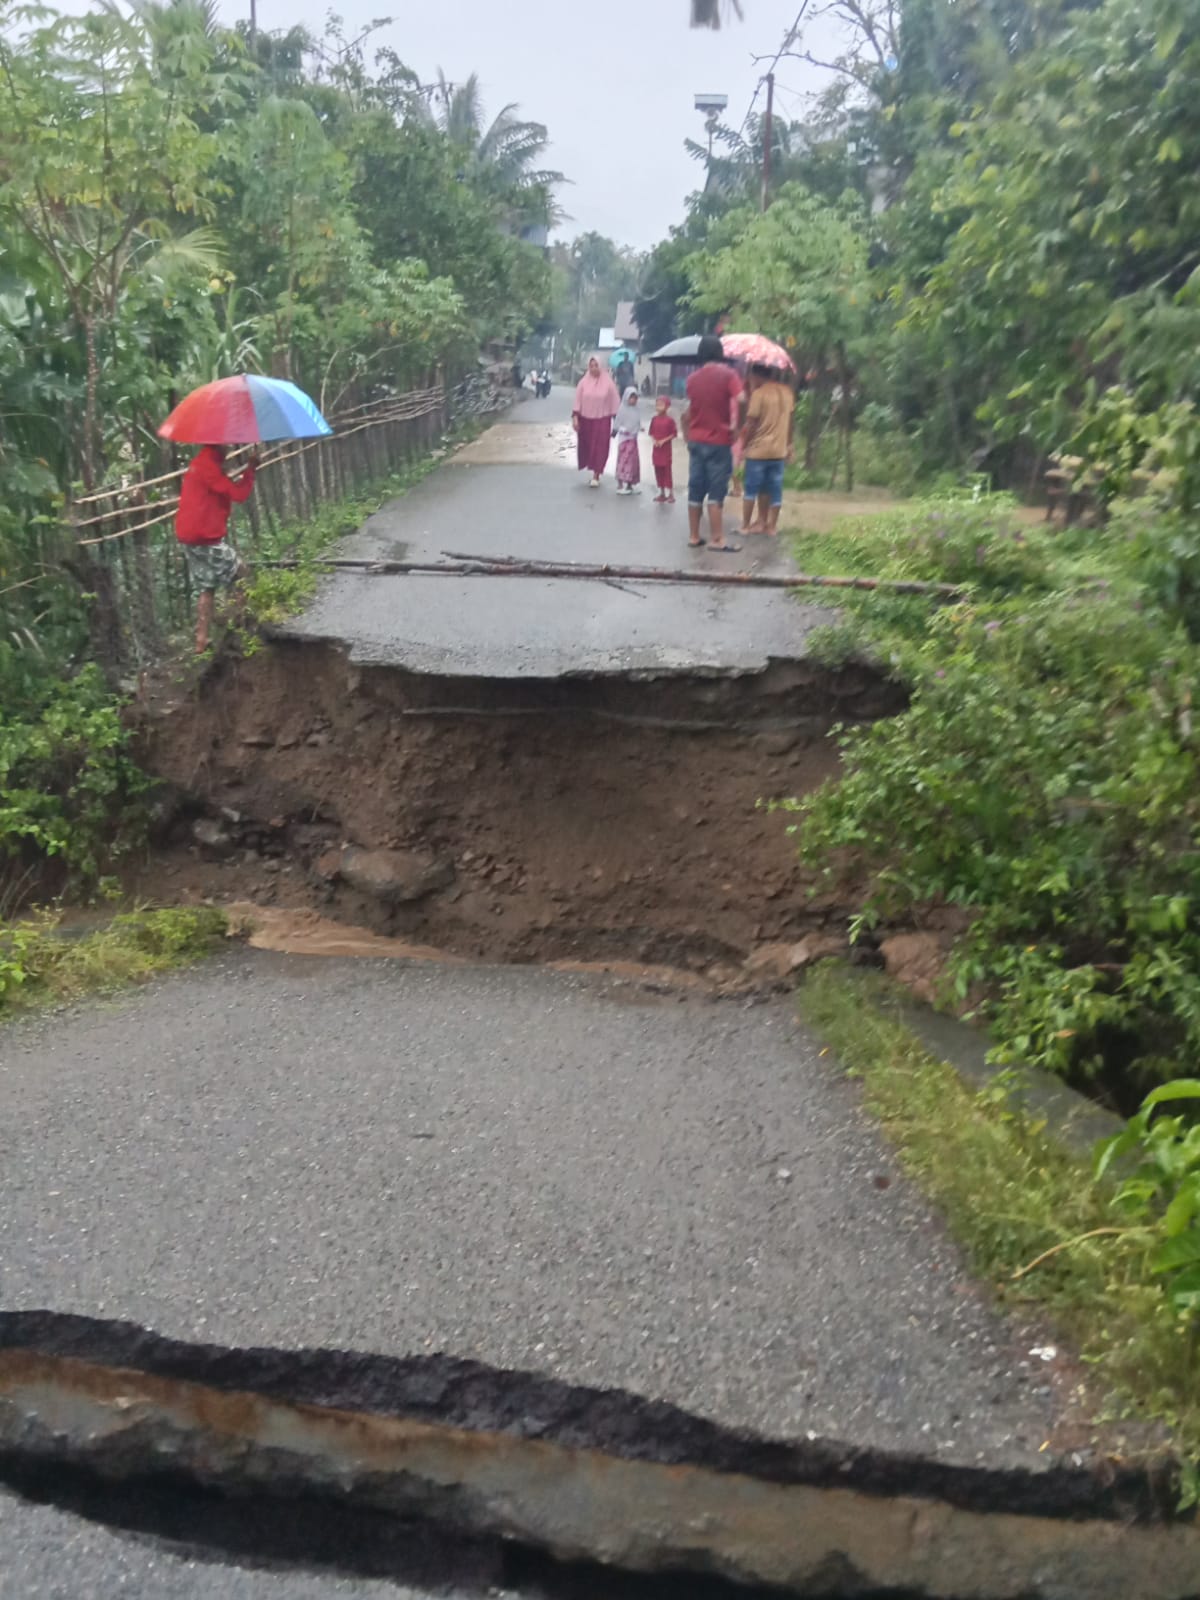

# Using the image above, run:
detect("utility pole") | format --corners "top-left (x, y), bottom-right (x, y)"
top-left (761, 71), bottom-right (774, 211)
top-left (249, 0), bottom-right (257, 51)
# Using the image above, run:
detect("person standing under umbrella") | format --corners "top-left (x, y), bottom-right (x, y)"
top-left (573, 357), bottom-right (621, 487)
top-left (738, 364), bottom-right (795, 536)
top-left (175, 444), bottom-right (257, 653)
top-left (681, 334), bottom-right (743, 551)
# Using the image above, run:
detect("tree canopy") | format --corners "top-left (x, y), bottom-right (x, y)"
top-left (0, 0), bottom-right (561, 700)
top-left (649, 0), bottom-right (1200, 490)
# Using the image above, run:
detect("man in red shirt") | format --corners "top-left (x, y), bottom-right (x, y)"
top-left (175, 444), bottom-right (257, 653)
top-left (681, 334), bottom-right (743, 552)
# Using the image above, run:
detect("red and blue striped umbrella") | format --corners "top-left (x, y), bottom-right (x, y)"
top-left (158, 375), bottom-right (332, 445)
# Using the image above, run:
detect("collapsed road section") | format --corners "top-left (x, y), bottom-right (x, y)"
top-left (136, 636), bottom-right (904, 975)
top-left (0, 1311), bottom-right (1196, 1600)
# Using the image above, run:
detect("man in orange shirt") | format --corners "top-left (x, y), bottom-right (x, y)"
top-left (175, 444), bottom-right (257, 653)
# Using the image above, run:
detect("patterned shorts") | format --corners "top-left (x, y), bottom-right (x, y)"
top-left (182, 541), bottom-right (239, 592)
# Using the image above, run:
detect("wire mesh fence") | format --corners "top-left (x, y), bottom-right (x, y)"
top-left (68, 371), bottom-right (511, 681)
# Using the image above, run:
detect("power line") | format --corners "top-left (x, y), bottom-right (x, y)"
top-left (738, 0), bottom-right (811, 139)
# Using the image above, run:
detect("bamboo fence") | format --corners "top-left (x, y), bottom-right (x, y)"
top-left (70, 378), bottom-right (485, 677)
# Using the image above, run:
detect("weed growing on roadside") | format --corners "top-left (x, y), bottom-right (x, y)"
top-left (0, 665), bottom-right (150, 907)
top-left (0, 906), bottom-right (228, 1015)
top-left (800, 965), bottom-right (1200, 1487)
top-left (779, 497), bottom-right (1200, 1100)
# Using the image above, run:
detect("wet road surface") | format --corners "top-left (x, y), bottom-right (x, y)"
top-left (282, 387), bottom-right (837, 676)
top-left (0, 951), bottom-right (1072, 1593)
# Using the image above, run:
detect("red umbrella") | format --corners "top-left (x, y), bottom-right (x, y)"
top-left (722, 333), bottom-right (796, 373)
top-left (158, 375), bottom-right (331, 444)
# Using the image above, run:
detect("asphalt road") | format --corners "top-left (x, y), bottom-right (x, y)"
top-left (1, 950), bottom-right (1067, 1594)
top-left (283, 387), bottom-right (837, 676)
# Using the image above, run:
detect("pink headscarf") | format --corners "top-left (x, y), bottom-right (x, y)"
top-left (574, 359), bottom-right (620, 421)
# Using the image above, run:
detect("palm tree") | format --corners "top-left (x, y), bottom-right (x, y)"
top-left (427, 71), bottom-right (564, 226)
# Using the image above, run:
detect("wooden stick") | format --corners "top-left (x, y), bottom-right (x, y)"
top-left (71, 394), bottom-right (445, 509)
top-left (1011, 1227), bottom-right (1135, 1282)
top-left (251, 552), bottom-right (963, 598)
top-left (71, 401), bottom-right (448, 532)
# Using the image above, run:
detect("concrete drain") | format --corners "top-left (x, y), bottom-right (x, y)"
top-left (1, 1312), bottom-right (1197, 1599)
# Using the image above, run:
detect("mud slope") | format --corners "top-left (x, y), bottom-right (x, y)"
top-left (136, 639), bottom-right (902, 971)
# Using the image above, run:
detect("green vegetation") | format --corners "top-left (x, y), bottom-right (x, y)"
top-left (0, 906), bottom-right (228, 1014)
top-left (801, 965), bottom-right (1200, 1492)
top-left (547, 234), bottom-right (645, 374)
top-left (0, 0), bottom-right (559, 694)
top-left (644, 0), bottom-right (1200, 498)
top-left (0, 0), bottom-right (564, 896)
top-left (780, 494), bottom-right (1200, 1104)
top-left (0, 668), bottom-right (150, 911)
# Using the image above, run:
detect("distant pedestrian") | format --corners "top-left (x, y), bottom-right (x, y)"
top-left (616, 355), bottom-right (635, 395)
top-left (573, 356), bottom-right (621, 487)
top-left (613, 387), bottom-right (643, 495)
top-left (648, 395), bottom-right (678, 503)
top-left (175, 444), bottom-right (257, 654)
top-left (681, 334), bottom-right (743, 551)
top-left (738, 364), bottom-right (795, 536)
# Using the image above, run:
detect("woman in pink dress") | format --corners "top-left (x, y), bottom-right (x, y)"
top-left (572, 356), bottom-right (620, 487)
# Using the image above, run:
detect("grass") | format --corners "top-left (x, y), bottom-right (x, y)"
top-left (0, 905), bottom-right (228, 1017)
top-left (800, 963), bottom-right (1200, 1490)
top-left (781, 491), bottom-right (1134, 595)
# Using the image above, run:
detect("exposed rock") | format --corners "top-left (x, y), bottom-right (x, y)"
top-left (744, 933), bottom-right (846, 982)
top-left (791, 931), bottom-right (848, 968)
top-left (313, 848), bottom-right (343, 882)
top-left (743, 943), bottom-right (796, 981)
top-left (879, 931), bottom-right (947, 1005)
top-left (144, 782), bottom-right (188, 846)
top-left (337, 845), bottom-right (454, 905)
top-left (191, 817), bottom-right (236, 858)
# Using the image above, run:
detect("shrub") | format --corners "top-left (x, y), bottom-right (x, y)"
top-left (791, 591), bottom-right (1200, 1101)
top-left (0, 666), bottom-right (149, 906)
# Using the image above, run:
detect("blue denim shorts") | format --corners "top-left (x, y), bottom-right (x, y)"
top-left (743, 457), bottom-right (786, 506)
top-left (687, 442), bottom-right (733, 507)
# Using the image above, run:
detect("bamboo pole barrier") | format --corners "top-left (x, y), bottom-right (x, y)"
top-left (71, 391), bottom-right (446, 512)
top-left (72, 399), bottom-right (448, 534)
top-left (250, 551), bottom-right (964, 599)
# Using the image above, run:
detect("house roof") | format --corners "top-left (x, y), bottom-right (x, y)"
top-left (614, 301), bottom-right (640, 342)
top-left (597, 327), bottom-right (620, 349)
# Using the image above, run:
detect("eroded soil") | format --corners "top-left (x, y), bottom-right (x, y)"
top-left (130, 639), bottom-right (902, 977)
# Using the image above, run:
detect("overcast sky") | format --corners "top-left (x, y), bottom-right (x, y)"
top-left (215, 0), bottom-right (844, 250)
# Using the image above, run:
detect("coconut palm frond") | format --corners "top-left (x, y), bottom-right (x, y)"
top-left (136, 226), bottom-right (227, 284)
top-left (440, 69), bottom-right (485, 148)
top-left (690, 0), bottom-right (743, 27)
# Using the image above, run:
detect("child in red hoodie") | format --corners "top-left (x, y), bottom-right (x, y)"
top-left (648, 396), bottom-right (678, 504)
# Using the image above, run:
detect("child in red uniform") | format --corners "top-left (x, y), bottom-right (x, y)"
top-left (648, 396), bottom-right (678, 504)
